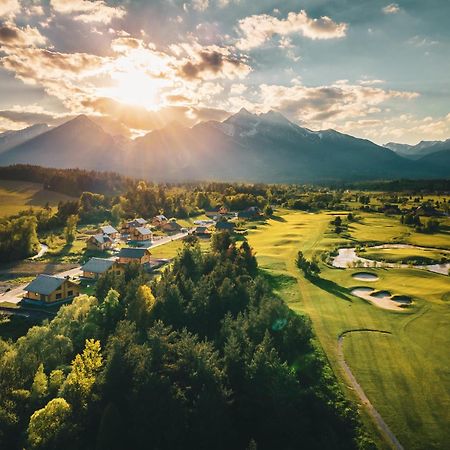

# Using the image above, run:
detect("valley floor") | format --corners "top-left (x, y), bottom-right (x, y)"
top-left (247, 210), bottom-right (450, 450)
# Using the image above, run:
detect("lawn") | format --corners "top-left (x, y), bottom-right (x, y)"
top-left (0, 179), bottom-right (75, 217)
top-left (360, 246), bottom-right (449, 264)
top-left (247, 209), bottom-right (450, 450)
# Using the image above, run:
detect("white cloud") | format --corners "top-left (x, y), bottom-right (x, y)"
top-left (50, 0), bottom-right (126, 24)
top-left (382, 3), bottom-right (400, 14)
top-left (0, 0), bottom-right (20, 18)
top-left (237, 10), bottom-right (347, 50)
top-left (192, 0), bottom-right (209, 12)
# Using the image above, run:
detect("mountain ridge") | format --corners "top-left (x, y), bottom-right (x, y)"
top-left (0, 111), bottom-right (448, 182)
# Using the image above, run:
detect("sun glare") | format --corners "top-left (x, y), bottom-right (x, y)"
top-left (107, 71), bottom-right (162, 110)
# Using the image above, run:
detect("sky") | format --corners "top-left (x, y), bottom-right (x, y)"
top-left (0, 0), bottom-right (449, 144)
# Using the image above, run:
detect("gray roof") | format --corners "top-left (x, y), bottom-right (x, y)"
top-left (135, 226), bottom-right (152, 236)
top-left (216, 221), bottom-right (235, 229)
top-left (118, 247), bottom-right (150, 259)
top-left (100, 225), bottom-right (118, 235)
top-left (91, 234), bottom-right (112, 244)
top-left (82, 257), bottom-right (116, 274)
top-left (155, 215), bottom-right (167, 221)
top-left (25, 274), bottom-right (66, 295)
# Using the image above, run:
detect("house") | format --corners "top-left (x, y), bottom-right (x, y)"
top-left (237, 206), bottom-right (262, 220)
top-left (117, 247), bottom-right (151, 265)
top-left (23, 274), bottom-right (80, 305)
top-left (123, 218), bottom-right (148, 233)
top-left (98, 224), bottom-right (119, 239)
top-left (82, 257), bottom-right (123, 279)
top-left (191, 226), bottom-right (211, 237)
top-left (162, 221), bottom-right (182, 234)
top-left (215, 220), bottom-right (235, 232)
top-left (132, 226), bottom-right (153, 241)
top-left (152, 215), bottom-right (168, 227)
top-left (87, 234), bottom-right (113, 251)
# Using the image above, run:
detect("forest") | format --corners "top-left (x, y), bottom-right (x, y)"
top-left (0, 236), bottom-right (367, 450)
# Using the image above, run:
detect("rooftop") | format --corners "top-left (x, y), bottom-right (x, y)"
top-left (25, 274), bottom-right (66, 295)
top-left (82, 257), bottom-right (116, 274)
top-left (118, 247), bottom-right (150, 258)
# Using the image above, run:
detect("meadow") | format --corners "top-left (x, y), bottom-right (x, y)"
top-left (247, 209), bottom-right (450, 450)
top-left (0, 179), bottom-right (75, 217)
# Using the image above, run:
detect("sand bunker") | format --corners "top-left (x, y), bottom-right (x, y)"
top-left (352, 272), bottom-right (379, 281)
top-left (350, 287), bottom-right (411, 311)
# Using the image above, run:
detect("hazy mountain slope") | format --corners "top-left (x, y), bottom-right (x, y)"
top-left (385, 139), bottom-right (450, 160)
top-left (0, 124), bottom-right (49, 154)
top-left (416, 148), bottom-right (450, 176)
top-left (0, 116), bottom-right (124, 171)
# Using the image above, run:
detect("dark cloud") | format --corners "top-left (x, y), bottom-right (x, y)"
top-left (180, 50), bottom-right (248, 79)
top-left (0, 109), bottom-right (57, 123)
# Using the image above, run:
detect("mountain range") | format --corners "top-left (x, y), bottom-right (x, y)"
top-left (384, 139), bottom-right (450, 160)
top-left (0, 110), bottom-right (448, 182)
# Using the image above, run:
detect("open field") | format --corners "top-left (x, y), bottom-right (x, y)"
top-left (247, 209), bottom-right (450, 450)
top-left (0, 179), bottom-right (75, 217)
top-left (360, 246), bottom-right (449, 264)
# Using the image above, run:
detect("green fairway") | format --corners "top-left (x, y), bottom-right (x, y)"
top-left (0, 179), bottom-right (75, 217)
top-left (247, 209), bottom-right (450, 450)
top-left (360, 246), bottom-right (449, 264)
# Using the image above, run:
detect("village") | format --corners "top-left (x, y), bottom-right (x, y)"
top-left (3, 206), bottom-right (263, 308)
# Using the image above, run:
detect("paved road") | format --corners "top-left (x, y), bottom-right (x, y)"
top-left (337, 330), bottom-right (404, 450)
top-left (30, 243), bottom-right (49, 260)
top-left (0, 231), bottom-right (189, 306)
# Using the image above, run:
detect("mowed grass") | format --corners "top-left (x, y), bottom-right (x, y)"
top-left (0, 179), bottom-right (75, 217)
top-left (361, 246), bottom-right (449, 264)
top-left (247, 209), bottom-right (450, 450)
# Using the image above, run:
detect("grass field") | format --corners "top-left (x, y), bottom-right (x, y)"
top-left (360, 246), bottom-right (449, 264)
top-left (0, 179), bottom-right (75, 217)
top-left (247, 210), bottom-right (450, 450)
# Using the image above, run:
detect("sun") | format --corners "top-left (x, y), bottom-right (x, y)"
top-left (108, 71), bottom-right (162, 110)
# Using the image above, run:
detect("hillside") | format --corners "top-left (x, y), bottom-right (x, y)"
top-left (385, 138), bottom-right (450, 160)
top-left (0, 111), bottom-right (448, 182)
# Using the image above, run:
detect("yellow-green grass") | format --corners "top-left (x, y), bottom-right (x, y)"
top-left (349, 213), bottom-right (450, 249)
top-left (150, 238), bottom-right (210, 259)
top-left (0, 179), bottom-right (75, 217)
top-left (247, 209), bottom-right (450, 450)
top-left (360, 247), bottom-right (449, 264)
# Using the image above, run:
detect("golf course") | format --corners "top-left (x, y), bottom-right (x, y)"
top-left (247, 209), bottom-right (450, 450)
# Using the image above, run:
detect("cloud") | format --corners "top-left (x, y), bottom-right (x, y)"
top-left (50, 0), bottom-right (126, 24)
top-left (192, 0), bottom-right (209, 12)
top-left (237, 10), bottom-right (347, 50)
top-left (258, 81), bottom-right (418, 127)
top-left (0, 22), bottom-right (47, 47)
top-left (0, 104), bottom-right (62, 124)
top-left (178, 47), bottom-right (251, 80)
top-left (0, 0), bottom-right (20, 18)
top-left (382, 3), bottom-right (400, 14)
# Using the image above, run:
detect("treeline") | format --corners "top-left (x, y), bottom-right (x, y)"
top-left (0, 165), bottom-right (134, 197)
top-left (337, 179), bottom-right (450, 193)
top-left (0, 237), bottom-right (369, 449)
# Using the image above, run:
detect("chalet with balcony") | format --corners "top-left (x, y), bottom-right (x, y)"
top-left (117, 247), bottom-right (151, 265)
top-left (24, 274), bottom-right (80, 305)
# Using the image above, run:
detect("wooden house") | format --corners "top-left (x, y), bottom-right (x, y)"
top-left (152, 215), bottom-right (168, 228)
top-left (98, 224), bottom-right (119, 240)
top-left (82, 257), bottom-right (123, 279)
top-left (132, 226), bottom-right (153, 241)
top-left (87, 234), bottom-right (113, 251)
top-left (191, 225), bottom-right (211, 237)
top-left (24, 274), bottom-right (80, 305)
top-left (123, 218), bottom-right (148, 233)
top-left (162, 221), bottom-right (182, 234)
top-left (237, 206), bottom-right (262, 220)
top-left (215, 220), bottom-right (235, 232)
top-left (117, 247), bottom-right (151, 265)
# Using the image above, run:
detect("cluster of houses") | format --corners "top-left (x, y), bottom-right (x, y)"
top-left (23, 246), bottom-right (152, 306)
top-left (22, 206), bottom-right (263, 307)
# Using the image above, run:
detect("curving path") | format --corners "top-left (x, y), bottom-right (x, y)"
top-left (337, 330), bottom-right (404, 450)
